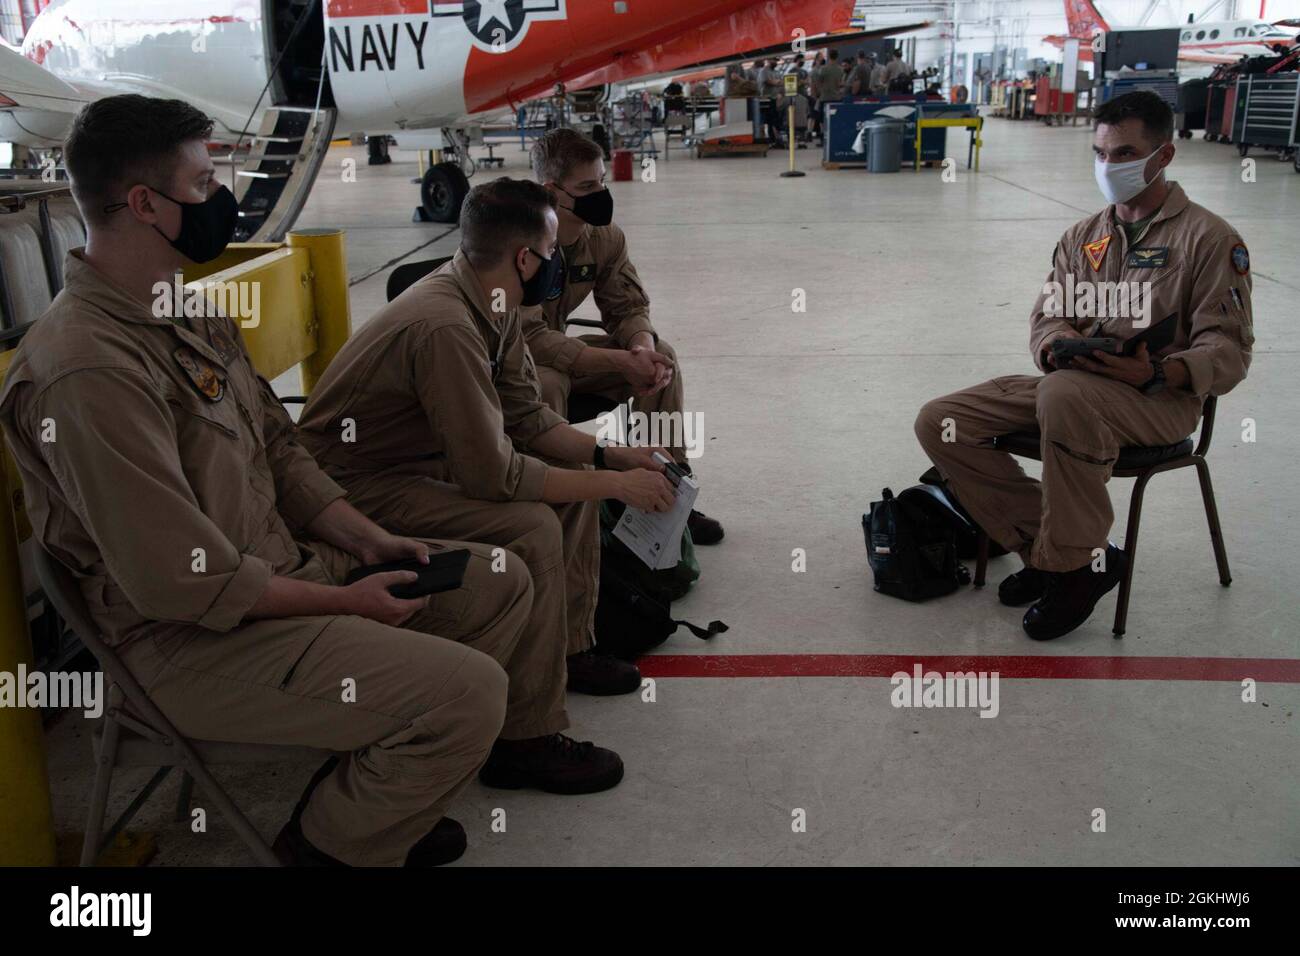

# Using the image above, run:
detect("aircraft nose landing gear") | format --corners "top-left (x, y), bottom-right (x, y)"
top-left (419, 162), bottom-right (470, 223)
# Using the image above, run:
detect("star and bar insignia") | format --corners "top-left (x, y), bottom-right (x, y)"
top-left (1083, 235), bottom-right (1112, 272)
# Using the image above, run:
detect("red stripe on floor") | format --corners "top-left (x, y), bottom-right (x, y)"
top-left (637, 654), bottom-right (1300, 683)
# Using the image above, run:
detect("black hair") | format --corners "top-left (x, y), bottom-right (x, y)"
top-left (459, 177), bottom-right (556, 270)
top-left (1093, 90), bottom-right (1174, 145)
top-left (64, 95), bottom-right (215, 226)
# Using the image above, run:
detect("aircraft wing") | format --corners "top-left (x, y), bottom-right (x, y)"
top-left (0, 41), bottom-right (85, 114)
top-left (635, 22), bottom-right (934, 83)
top-left (526, 0), bottom-right (876, 98)
top-left (0, 41), bottom-right (88, 147)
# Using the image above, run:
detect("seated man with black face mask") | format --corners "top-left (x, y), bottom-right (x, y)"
top-left (299, 177), bottom-right (676, 702)
top-left (523, 128), bottom-right (725, 545)
top-left (0, 96), bottom-right (563, 867)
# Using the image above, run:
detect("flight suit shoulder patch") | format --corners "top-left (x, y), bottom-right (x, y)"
top-left (1230, 242), bottom-right (1249, 276)
top-left (173, 346), bottom-right (225, 402)
top-left (1125, 246), bottom-right (1170, 268)
top-left (1082, 235), bottom-right (1112, 272)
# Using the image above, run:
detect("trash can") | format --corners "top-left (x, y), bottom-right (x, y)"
top-left (612, 149), bottom-right (634, 181)
top-left (865, 118), bottom-right (903, 172)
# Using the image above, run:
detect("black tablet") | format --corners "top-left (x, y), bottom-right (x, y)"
top-left (344, 549), bottom-right (471, 599)
top-left (1119, 313), bottom-right (1178, 357)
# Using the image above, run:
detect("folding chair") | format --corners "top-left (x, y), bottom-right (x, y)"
top-left (32, 546), bottom-right (333, 866)
top-left (972, 396), bottom-right (1231, 637)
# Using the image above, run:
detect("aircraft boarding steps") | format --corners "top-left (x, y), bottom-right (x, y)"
top-left (233, 105), bottom-right (336, 243)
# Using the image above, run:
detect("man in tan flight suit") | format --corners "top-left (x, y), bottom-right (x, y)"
top-left (298, 177), bottom-right (677, 703)
top-left (915, 91), bottom-right (1253, 641)
top-left (0, 96), bottom-right (568, 866)
top-left (524, 128), bottom-right (725, 544)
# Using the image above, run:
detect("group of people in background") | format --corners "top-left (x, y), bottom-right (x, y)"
top-left (724, 47), bottom-right (914, 146)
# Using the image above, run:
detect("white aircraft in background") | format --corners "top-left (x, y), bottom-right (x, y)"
top-left (1048, 0), bottom-right (1298, 67)
top-left (0, 0), bottom-right (922, 230)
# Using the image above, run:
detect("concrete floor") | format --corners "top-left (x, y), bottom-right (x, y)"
top-left (42, 118), bottom-right (1299, 866)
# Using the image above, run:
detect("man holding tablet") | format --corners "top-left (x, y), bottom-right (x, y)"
top-left (914, 91), bottom-right (1254, 641)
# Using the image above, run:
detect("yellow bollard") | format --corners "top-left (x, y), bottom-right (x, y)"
top-left (779, 102), bottom-right (805, 179)
top-left (288, 229), bottom-right (352, 395)
top-left (0, 463), bottom-right (57, 866)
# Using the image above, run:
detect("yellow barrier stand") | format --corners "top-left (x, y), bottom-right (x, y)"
top-left (0, 231), bottom-right (350, 864)
top-left (0, 348), bottom-right (57, 866)
top-left (182, 229), bottom-right (350, 385)
top-left (288, 229), bottom-right (352, 391)
top-left (914, 116), bottom-right (985, 172)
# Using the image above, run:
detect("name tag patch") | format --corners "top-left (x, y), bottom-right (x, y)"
top-left (568, 262), bottom-right (596, 284)
top-left (1126, 246), bottom-right (1170, 268)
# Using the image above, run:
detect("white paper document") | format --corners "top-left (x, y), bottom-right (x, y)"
top-left (613, 453), bottom-right (698, 570)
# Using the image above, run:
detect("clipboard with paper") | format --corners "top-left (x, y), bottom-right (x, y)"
top-left (612, 453), bottom-right (698, 571)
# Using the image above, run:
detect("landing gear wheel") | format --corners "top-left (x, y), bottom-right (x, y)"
top-left (1294, 151), bottom-right (1300, 173)
top-left (421, 162), bottom-right (470, 223)
top-left (1178, 129), bottom-right (1191, 139)
top-left (1238, 142), bottom-right (1248, 157)
top-left (592, 124), bottom-right (611, 161)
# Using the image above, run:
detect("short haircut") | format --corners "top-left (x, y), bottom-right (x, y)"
top-left (530, 127), bottom-right (605, 185)
top-left (828, 49), bottom-right (839, 60)
top-left (1094, 90), bottom-right (1174, 145)
top-left (459, 177), bottom-right (555, 269)
top-left (64, 95), bottom-right (214, 226)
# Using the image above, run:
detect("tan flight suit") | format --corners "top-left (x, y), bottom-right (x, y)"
top-left (0, 251), bottom-right (549, 867)
top-left (915, 182), bottom-right (1253, 572)
top-left (521, 221), bottom-right (690, 464)
top-left (297, 250), bottom-right (600, 660)
top-left (870, 64), bottom-right (889, 95)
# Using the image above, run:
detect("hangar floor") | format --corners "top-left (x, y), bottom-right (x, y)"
top-left (41, 117), bottom-right (1299, 866)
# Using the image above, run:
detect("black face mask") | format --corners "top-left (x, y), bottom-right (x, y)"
top-left (518, 248), bottom-right (562, 307)
top-left (560, 186), bottom-right (614, 227)
top-left (105, 184), bottom-right (239, 264)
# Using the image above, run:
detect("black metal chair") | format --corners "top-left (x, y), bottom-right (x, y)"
top-left (385, 256), bottom-right (620, 424)
top-left (386, 255), bottom-right (453, 302)
top-left (972, 395), bottom-right (1231, 637)
top-left (32, 546), bottom-right (333, 866)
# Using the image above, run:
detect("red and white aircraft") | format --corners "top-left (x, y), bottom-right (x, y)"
top-left (1046, 0), bottom-right (1298, 67)
top-left (0, 0), bottom-right (922, 222)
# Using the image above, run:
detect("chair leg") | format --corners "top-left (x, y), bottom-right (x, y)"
top-left (1112, 471), bottom-right (1153, 638)
top-left (175, 771), bottom-right (195, 823)
top-left (173, 752), bottom-right (284, 866)
top-left (81, 715), bottom-right (121, 866)
top-left (1194, 457), bottom-right (1232, 586)
top-left (973, 530), bottom-right (989, 588)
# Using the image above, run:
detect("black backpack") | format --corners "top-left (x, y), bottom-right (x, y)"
top-left (916, 467), bottom-right (1010, 560)
top-left (863, 486), bottom-right (970, 601)
top-left (593, 501), bottom-right (727, 661)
